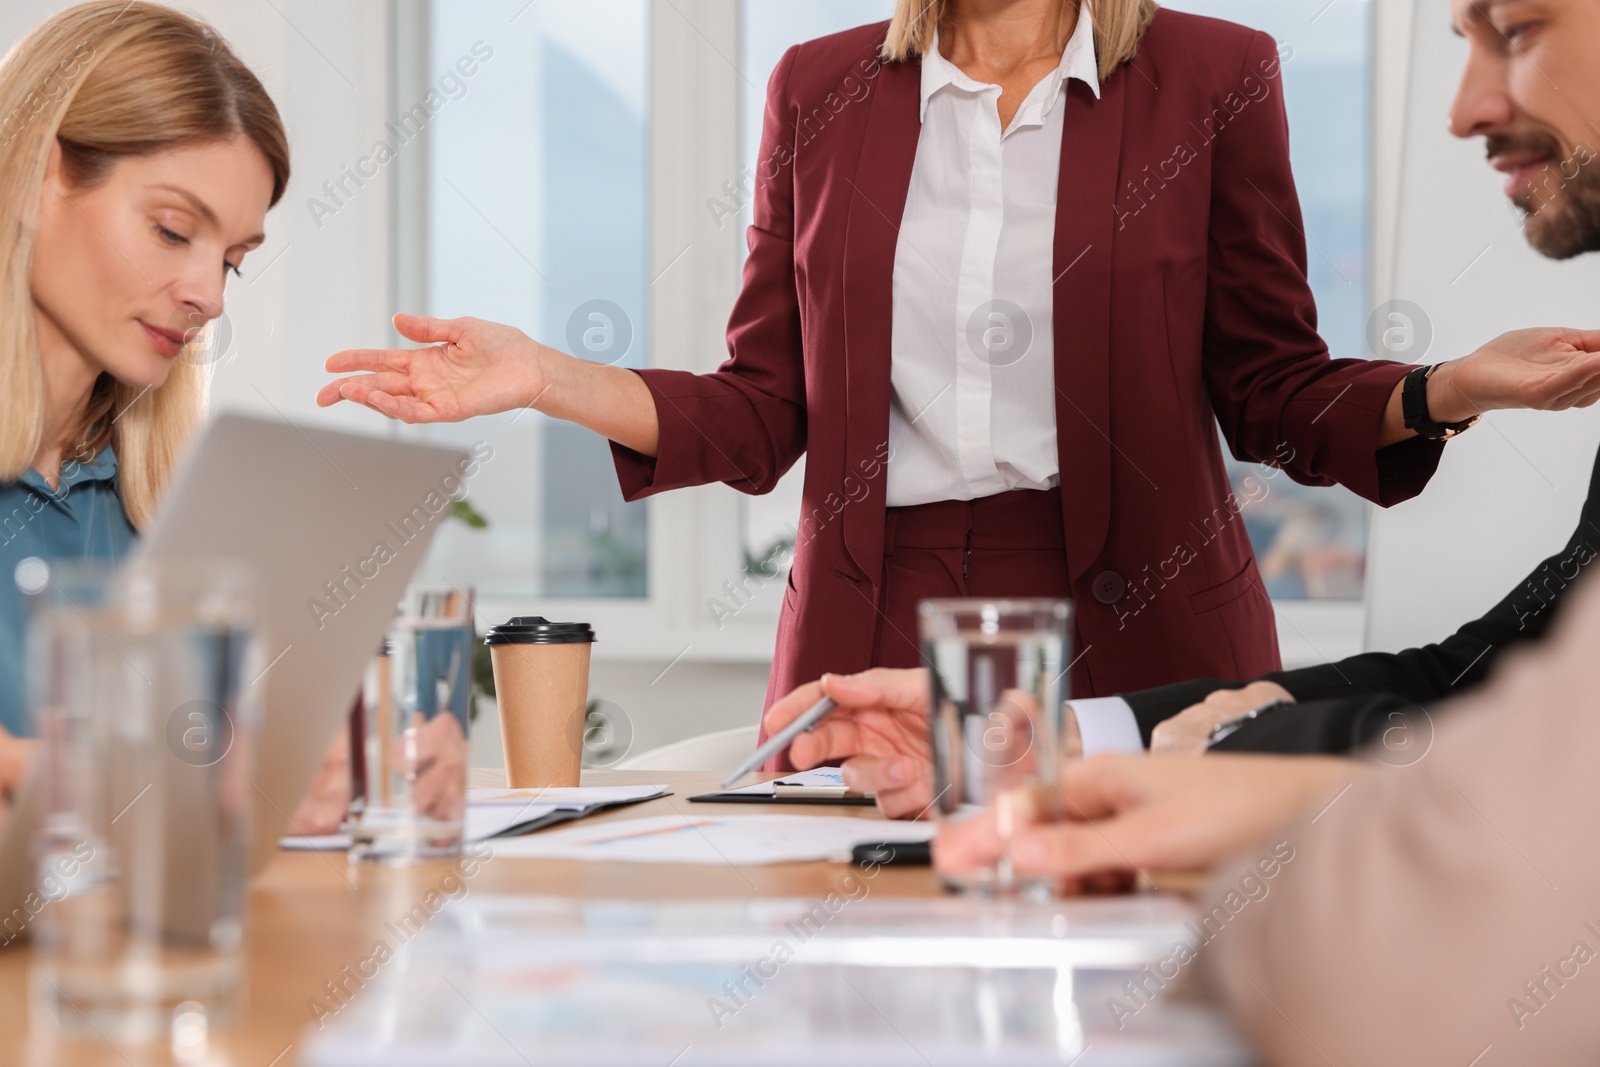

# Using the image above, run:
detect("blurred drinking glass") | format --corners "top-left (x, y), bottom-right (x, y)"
top-left (919, 598), bottom-right (1072, 896)
top-left (348, 585), bottom-right (472, 864)
top-left (25, 557), bottom-right (261, 1042)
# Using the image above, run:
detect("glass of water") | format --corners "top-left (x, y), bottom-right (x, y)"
top-left (919, 598), bottom-right (1072, 896)
top-left (348, 586), bottom-right (472, 864)
top-left (24, 557), bottom-right (261, 1042)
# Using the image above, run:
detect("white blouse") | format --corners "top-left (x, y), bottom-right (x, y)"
top-left (885, 12), bottom-right (1100, 508)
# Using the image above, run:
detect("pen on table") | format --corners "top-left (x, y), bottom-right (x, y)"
top-left (721, 695), bottom-right (838, 788)
top-left (1206, 698), bottom-right (1287, 749)
top-left (845, 840), bottom-right (932, 867)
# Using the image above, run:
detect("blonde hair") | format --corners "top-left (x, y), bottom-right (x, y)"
top-left (882, 0), bottom-right (1157, 81)
top-left (0, 1), bottom-right (289, 527)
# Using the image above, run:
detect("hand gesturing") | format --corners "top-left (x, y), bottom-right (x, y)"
top-left (318, 313), bottom-right (547, 424)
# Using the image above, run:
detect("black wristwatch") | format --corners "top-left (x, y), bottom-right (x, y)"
top-left (1401, 364), bottom-right (1479, 441)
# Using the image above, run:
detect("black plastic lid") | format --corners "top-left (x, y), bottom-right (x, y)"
top-left (483, 616), bottom-right (595, 646)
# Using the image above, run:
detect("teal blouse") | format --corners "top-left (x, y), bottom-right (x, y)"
top-left (0, 446), bottom-right (136, 735)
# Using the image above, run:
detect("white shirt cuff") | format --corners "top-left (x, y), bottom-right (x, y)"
top-left (1069, 696), bottom-right (1145, 758)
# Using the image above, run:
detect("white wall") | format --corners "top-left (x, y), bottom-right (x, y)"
top-left (1371, 0), bottom-right (1415, 306)
top-left (1364, 0), bottom-right (1600, 653)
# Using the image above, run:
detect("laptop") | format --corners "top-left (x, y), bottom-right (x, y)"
top-left (0, 411), bottom-right (471, 927)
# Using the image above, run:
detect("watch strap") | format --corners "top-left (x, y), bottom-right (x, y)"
top-left (1402, 364), bottom-right (1479, 441)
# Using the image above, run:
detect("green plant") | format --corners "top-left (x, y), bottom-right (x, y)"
top-left (450, 498), bottom-right (489, 528)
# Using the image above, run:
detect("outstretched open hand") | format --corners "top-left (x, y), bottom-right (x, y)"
top-left (318, 313), bottom-right (545, 424)
top-left (1434, 327), bottom-right (1600, 422)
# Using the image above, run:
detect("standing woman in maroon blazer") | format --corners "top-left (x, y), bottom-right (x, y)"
top-left (320, 0), bottom-right (1600, 760)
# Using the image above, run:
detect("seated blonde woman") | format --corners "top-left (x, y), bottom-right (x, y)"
top-left (0, 1), bottom-right (289, 822)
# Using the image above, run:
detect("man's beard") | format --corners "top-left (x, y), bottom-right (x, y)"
top-left (1493, 131), bottom-right (1600, 260)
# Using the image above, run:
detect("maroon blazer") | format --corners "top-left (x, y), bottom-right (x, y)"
top-left (613, 11), bottom-right (1444, 722)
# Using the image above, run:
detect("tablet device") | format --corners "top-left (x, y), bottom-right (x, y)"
top-left (0, 411), bottom-right (472, 933)
top-left (138, 412), bottom-right (471, 876)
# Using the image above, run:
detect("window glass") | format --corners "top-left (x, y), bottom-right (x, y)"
top-left (1166, 0), bottom-right (1373, 599)
top-left (419, 0), bottom-right (650, 597)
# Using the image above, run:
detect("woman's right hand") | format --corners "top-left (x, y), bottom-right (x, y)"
top-left (318, 313), bottom-right (548, 424)
top-left (288, 728), bottom-right (351, 837)
top-left (765, 669), bottom-right (937, 820)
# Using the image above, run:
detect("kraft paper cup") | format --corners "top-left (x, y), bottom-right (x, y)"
top-left (485, 616), bottom-right (595, 788)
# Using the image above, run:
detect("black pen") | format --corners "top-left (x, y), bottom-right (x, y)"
top-left (849, 840), bottom-right (931, 867)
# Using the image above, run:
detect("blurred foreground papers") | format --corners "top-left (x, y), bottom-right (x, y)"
top-left (484, 814), bottom-right (935, 865)
top-left (302, 895), bottom-right (1255, 1067)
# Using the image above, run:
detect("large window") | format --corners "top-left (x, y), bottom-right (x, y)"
top-left (413, 0), bottom-right (650, 599)
top-left (1167, 0), bottom-right (1374, 600)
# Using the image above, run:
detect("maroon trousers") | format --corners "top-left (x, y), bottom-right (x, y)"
top-left (869, 488), bottom-right (1074, 670)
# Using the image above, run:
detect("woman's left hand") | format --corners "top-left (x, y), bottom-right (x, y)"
top-left (1431, 328), bottom-right (1600, 422)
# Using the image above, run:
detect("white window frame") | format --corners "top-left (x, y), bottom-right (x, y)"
top-left (389, 0), bottom-right (1381, 669)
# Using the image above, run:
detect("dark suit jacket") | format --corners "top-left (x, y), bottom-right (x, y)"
top-left (1126, 446), bottom-right (1600, 751)
top-left (610, 12), bottom-right (1444, 740)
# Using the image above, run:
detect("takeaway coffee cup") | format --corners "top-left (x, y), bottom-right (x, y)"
top-left (485, 616), bottom-right (596, 788)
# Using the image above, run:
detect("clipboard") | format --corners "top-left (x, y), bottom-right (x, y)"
top-left (484, 790), bottom-right (671, 835)
top-left (689, 768), bottom-right (876, 807)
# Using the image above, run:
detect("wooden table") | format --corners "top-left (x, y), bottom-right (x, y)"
top-left (0, 770), bottom-right (945, 1067)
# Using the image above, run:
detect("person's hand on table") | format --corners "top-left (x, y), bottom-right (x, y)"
top-left (407, 712), bottom-right (468, 822)
top-left (289, 713), bottom-right (468, 835)
top-left (1150, 681), bottom-right (1295, 755)
top-left (934, 752), bottom-right (1364, 892)
top-left (318, 313), bottom-right (546, 424)
top-left (766, 669), bottom-right (1084, 820)
top-left (289, 728), bottom-right (352, 836)
top-left (766, 669), bottom-right (937, 819)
